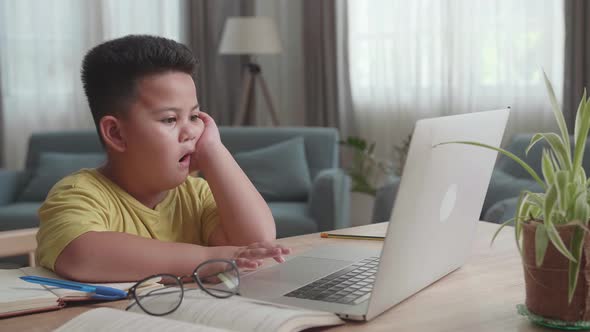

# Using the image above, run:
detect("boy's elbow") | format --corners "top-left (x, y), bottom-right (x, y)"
top-left (263, 227), bottom-right (276, 242)
top-left (252, 224), bottom-right (276, 243)
top-left (54, 235), bottom-right (96, 282)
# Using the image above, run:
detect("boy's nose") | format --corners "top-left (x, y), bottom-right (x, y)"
top-left (179, 125), bottom-right (197, 142)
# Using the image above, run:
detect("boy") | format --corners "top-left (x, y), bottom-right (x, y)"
top-left (36, 35), bottom-right (290, 282)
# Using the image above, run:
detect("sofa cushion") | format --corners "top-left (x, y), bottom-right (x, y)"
top-left (234, 137), bottom-right (312, 202)
top-left (482, 169), bottom-right (543, 217)
top-left (18, 152), bottom-right (105, 202)
top-left (268, 202), bottom-right (317, 238)
top-left (483, 197), bottom-right (519, 224)
top-left (219, 127), bottom-right (338, 179)
top-left (0, 202), bottom-right (43, 231)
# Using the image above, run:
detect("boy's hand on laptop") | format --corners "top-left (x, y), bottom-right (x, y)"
top-left (190, 112), bottom-right (222, 172)
top-left (232, 242), bottom-right (292, 269)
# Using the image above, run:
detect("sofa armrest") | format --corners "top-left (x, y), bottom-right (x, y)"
top-left (483, 197), bottom-right (519, 224)
top-left (308, 168), bottom-right (351, 231)
top-left (371, 175), bottom-right (401, 223)
top-left (481, 169), bottom-right (543, 219)
top-left (0, 170), bottom-right (27, 206)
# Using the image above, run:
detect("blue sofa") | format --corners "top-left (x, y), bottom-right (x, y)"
top-left (371, 134), bottom-right (590, 225)
top-left (483, 134), bottom-right (590, 223)
top-left (0, 127), bottom-right (350, 266)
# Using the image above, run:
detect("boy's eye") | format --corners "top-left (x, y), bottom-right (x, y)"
top-left (190, 114), bottom-right (200, 122)
top-left (162, 117), bottom-right (176, 124)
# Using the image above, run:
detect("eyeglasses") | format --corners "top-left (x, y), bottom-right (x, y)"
top-left (125, 259), bottom-right (240, 316)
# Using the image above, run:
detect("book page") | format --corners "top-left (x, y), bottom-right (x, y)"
top-left (0, 269), bottom-right (59, 314)
top-left (0, 269), bottom-right (57, 303)
top-left (128, 290), bottom-right (343, 332)
top-left (20, 267), bottom-right (161, 299)
top-left (55, 307), bottom-right (231, 332)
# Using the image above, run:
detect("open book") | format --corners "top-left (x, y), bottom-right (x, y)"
top-left (0, 267), bottom-right (159, 318)
top-left (55, 290), bottom-right (345, 332)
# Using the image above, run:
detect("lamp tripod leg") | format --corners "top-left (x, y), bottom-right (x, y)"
top-left (257, 74), bottom-right (280, 126)
top-left (234, 70), bottom-right (254, 126)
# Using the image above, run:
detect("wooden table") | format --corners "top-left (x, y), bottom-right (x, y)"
top-left (2, 221), bottom-right (544, 331)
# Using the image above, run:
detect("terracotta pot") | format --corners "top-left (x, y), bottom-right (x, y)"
top-left (522, 221), bottom-right (590, 322)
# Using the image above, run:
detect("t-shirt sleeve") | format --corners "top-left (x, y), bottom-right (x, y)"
top-left (192, 178), bottom-right (220, 245)
top-left (36, 183), bottom-right (109, 271)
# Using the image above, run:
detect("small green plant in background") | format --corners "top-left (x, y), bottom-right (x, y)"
top-left (340, 136), bottom-right (394, 196)
top-left (438, 72), bottom-right (590, 304)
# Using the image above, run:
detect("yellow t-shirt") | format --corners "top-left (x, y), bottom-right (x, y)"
top-left (36, 169), bottom-right (220, 271)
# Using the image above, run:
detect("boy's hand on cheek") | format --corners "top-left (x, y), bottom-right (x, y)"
top-left (190, 112), bottom-right (222, 172)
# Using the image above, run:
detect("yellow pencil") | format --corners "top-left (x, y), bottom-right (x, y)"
top-left (320, 233), bottom-right (384, 241)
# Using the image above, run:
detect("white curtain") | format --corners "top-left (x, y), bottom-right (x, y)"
top-left (347, 0), bottom-right (565, 161)
top-left (0, 0), bottom-right (185, 170)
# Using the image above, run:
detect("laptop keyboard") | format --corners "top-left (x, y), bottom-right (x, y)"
top-left (284, 257), bottom-right (379, 305)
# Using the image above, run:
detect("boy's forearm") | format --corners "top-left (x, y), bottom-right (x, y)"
top-left (200, 145), bottom-right (276, 245)
top-left (54, 231), bottom-right (233, 282)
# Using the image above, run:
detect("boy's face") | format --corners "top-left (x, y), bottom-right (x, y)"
top-left (119, 71), bottom-right (203, 190)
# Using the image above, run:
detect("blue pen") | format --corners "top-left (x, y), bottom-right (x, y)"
top-left (20, 276), bottom-right (128, 300)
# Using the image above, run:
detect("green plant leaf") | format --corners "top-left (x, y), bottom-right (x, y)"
top-left (530, 133), bottom-right (572, 171)
top-left (573, 89), bottom-right (589, 170)
top-left (566, 183), bottom-right (581, 220)
top-left (570, 220), bottom-right (590, 233)
top-left (545, 222), bottom-right (576, 262)
top-left (523, 191), bottom-right (545, 206)
top-left (550, 150), bottom-right (561, 176)
top-left (491, 217), bottom-right (515, 246)
top-left (543, 71), bottom-right (571, 161)
top-left (572, 192), bottom-right (589, 222)
top-left (574, 89), bottom-right (586, 145)
top-left (521, 192), bottom-right (545, 220)
top-left (544, 185), bottom-right (576, 261)
top-left (568, 227), bottom-right (585, 304)
top-left (576, 166), bottom-right (587, 186)
top-left (534, 223), bottom-right (549, 267)
top-left (541, 149), bottom-right (556, 186)
top-left (515, 192), bottom-right (531, 254)
top-left (342, 136), bottom-right (367, 151)
top-left (436, 141), bottom-right (546, 190)
top-left (526, 134), bottom-right (546, 156)
top-left (554, 171), bottom-right (570, 219)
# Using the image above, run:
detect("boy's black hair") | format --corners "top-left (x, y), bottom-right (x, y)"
top-left (81, 35), bottom-right (197, 143)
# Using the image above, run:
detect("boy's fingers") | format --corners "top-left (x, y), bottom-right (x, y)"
top-left (240, 248), bottom-right (278, 258)
top-left (234, 258), bottom-right (260, 269)
top-left (273, 256), bottom-right (286, 263)
top-left (198, 112), bottom-right (216, 126)
top-left (246, 242), bottom-right (268, 249)
top-left (198, 111), bottom-right (211, 119)
top-left (248, 242), bottom-right (292, 254)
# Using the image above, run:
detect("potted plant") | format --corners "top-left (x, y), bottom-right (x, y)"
top-left (440, 72), bottom-right (590, 327)
top-left (340, 137), bottom-right (393, 226)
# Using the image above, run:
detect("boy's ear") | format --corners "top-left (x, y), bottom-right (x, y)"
top-left (99, 115), bottom-right (126, 153)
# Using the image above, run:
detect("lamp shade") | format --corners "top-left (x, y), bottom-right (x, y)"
top-left (218, 17), bottom-right (282, 55)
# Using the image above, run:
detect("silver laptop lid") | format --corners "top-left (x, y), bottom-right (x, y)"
top-left (366, 109), bottom-right (509, 320)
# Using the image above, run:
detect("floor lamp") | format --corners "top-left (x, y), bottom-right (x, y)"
top-left (219, 17), bottom-right (282, 126)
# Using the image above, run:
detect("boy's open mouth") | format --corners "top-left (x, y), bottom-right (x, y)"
top-left (179, 154), bottom-right (190, 163)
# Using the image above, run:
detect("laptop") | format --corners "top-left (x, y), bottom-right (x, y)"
top-left (235, 109), bottom-right (510, 321)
